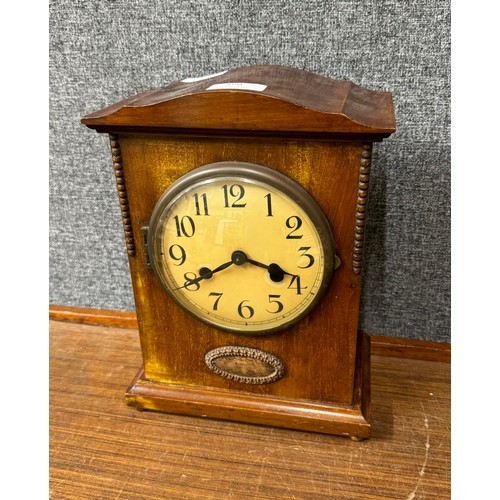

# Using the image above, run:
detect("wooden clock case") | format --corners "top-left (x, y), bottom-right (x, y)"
top-left (81, 65), bottom-right (395, 439)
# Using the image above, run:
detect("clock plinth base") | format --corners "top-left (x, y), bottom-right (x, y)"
top-left (125, 332), bottom-right (371, 439)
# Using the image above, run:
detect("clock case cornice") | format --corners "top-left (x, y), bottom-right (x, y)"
top-left (81, 65), bottom-right (395, 141)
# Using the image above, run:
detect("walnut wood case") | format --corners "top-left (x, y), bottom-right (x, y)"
top-left (81, 65), bottom-right (395, 439)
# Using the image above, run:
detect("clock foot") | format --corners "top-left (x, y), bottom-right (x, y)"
top-left (350, 435), bottom-right (366, 442)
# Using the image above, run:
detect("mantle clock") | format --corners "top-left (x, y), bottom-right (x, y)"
top-left (81, 65), bottom-right (395, 439)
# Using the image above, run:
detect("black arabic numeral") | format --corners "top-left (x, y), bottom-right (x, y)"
top-left (209, 292), bottom-right (223, 310)
top-left (297, 246), bottom-right (315, 268)
top-left (168, 244), bottom-right (186, 266)
top-left (237, 300), bottom-right (254, 319)
top-left (174, 215), bottom-right (195, 237)
top-left (183, 272), bottom-right (200, 291)
top-left (267, 294), bottom-right (284, 314)
top-left (285, 216), bottom-right (303, 239)
top-left (193, 192), bottom-right (209, 216)
top-left (222, 184), bottom-right (247, 208)
top-left (264, 193), bottom-right (273, 216)
top-left (288, 275), bottom-right (307, 295)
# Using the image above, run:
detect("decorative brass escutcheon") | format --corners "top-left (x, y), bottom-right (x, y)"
top-left (205, 346), bottom-right (285, 384)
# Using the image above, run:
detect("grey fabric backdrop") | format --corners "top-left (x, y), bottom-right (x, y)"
top-left (49, 0), bottom-right (450, 342)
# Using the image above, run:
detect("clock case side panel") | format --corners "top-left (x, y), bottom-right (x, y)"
top-left (112, 133), bottom-right (371, 410)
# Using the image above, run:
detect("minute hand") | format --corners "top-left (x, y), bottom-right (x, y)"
top-left (173, 260), bottom-right (233, 291)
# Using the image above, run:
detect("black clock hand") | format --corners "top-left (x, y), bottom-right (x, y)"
top-left (174, 250), bottom-right (297, 290)
top-left (247, 259), bottom-right (295, 276)
top-left (232, 251), bottom-right (296, 283)
top-left (172, 250), bottom-right (252, 291)
top-left (173, 260), bottom-right (234, 291)
top-left (206, 249), bottom-right (259, 275)
top-left (200, 260), bottom-right (234, 279)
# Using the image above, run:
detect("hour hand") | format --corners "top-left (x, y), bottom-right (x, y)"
top-left (244, 256), bottom-right (296, 283)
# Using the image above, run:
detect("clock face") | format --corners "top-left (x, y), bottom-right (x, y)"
top-left (148, 162), bottom-right (335, 334)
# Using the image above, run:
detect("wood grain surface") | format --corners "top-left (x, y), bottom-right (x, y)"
top-left (81, 65), bottom-right (395, 138)
top-left (109, 134), bottom-right (369, 412)
top-left (80, 64), bottom-right (396, 437)
top-left (50, 319), bottom-right (450, 499)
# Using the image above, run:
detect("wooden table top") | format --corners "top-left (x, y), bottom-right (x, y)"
top-left (50, 319), bottom-right (450, 499)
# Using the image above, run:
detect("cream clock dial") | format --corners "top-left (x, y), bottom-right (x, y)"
top-left (147, 162), bottom-right (335, 334)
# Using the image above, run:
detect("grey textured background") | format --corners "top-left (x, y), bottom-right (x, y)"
top-left (49, 0), bottom-right (450, 342)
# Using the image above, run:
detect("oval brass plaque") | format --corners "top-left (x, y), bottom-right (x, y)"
top-left (205, 346), bottom-right (285, 384)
